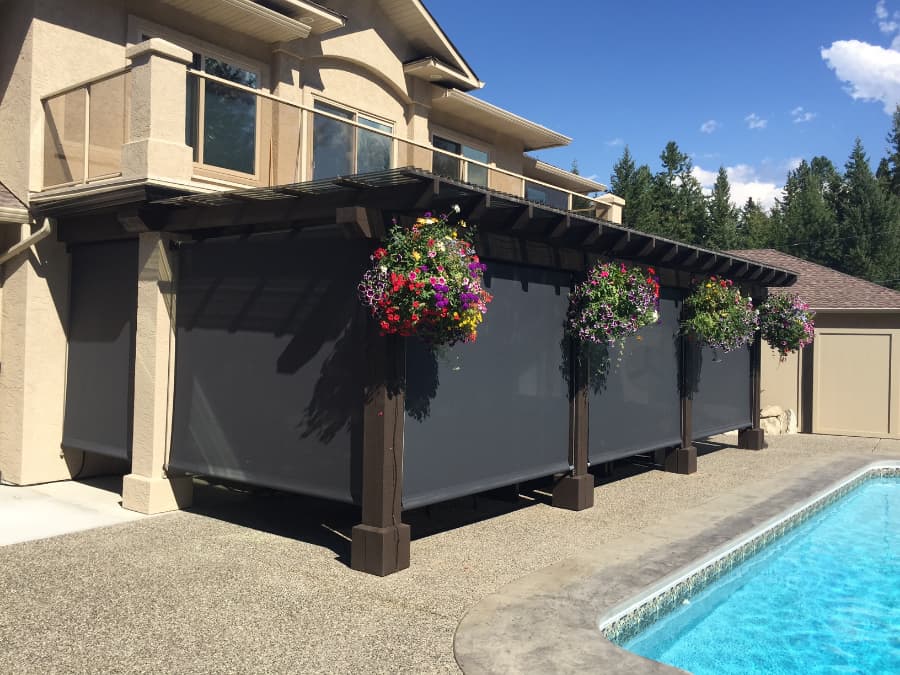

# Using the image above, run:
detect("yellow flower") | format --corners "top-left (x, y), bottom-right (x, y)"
top-left (412, 251), bottom-right (421, 261)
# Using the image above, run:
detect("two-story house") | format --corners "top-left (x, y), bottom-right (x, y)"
top-left (0, 0), bottom-right (792, 575)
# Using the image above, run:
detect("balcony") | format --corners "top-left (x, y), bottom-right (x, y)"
top-left (38, 40), bottom-right (620, 221)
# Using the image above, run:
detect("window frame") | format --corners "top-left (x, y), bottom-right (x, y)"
top-left (127, 16), bottom-right (267, 186)
top-left (309, 96), bottom-right (395, 180)
top-left (430, 128), bottom-right (491, 188)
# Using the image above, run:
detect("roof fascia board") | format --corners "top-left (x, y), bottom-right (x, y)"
top-left (410, 0), bottom-right (483, 88)
top-left (436, 89), bottom-right (571, 150)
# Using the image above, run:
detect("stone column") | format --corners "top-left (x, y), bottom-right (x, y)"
top-left (0, 220), bottom-right (73, 485)
top-left (122, 232), bottom-right (191, 513)
top-left (121, 39), bottom-right (194, 183)
top-left (270, 43), bottom-right (304, 185)
top-left (405, 79), bottom-right (432, 172)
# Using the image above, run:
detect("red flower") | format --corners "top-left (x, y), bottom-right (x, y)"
top-left (373, 248), bottom-right (387, 260)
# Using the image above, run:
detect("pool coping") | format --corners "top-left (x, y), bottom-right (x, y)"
top-left (453, 457), bottom-right (900, 675)
top-left (599, 461), bottom-right (900, 645)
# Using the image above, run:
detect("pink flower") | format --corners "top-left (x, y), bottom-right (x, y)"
top-left (600, 270), bottom-right (609, 278)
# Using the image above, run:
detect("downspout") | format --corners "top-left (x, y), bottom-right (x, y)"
top-left (0, 217), bottom-right (53, 265)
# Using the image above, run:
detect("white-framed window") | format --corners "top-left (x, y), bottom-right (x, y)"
top-left (312, 100), bottom-right (393, 180)
top-left (432, 135), bottom-right (489, 187)
top-left (129, 17), bottom-right (264, 177)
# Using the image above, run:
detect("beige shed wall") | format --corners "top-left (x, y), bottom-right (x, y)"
top-left (760, 346), bottom-right (801, 418)
top-left (760, 310), bottom-right (900, 440)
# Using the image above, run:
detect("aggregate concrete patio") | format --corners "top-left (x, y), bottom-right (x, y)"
top-left (1, 434), bottom-right (898, 674)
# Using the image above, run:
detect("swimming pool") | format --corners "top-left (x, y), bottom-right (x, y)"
top-left (606, 470), bottom-right (899, 673)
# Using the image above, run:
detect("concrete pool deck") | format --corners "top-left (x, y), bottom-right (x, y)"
top-left (1, 434), bottom-right (898, 673)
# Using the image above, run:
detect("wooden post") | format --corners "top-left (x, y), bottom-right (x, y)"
top-left (552, 338), bottom-right (594, 510)
top-left (664, 319), bottom-right (697, 474)
top-left (738, 333), bottom-right (766, 450)
top-left (350, 331), bottom-right (411, 576)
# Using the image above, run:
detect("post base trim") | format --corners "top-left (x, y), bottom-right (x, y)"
top-left (738, 427), bottom-right (766, 450)
top-left (663, 446), bottom-right (698, 475)
top-left (122, 474), bottom-right (193, 514)
top-left (552, 474), bottom-right (595, 511)
top-left (351, 523), bottom-right (411, 576)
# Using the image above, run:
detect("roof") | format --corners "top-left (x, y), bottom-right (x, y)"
top-left (728, 248), bottom-right (900, 311)
top-left (431, 89), bottom-right (571, 151)
top-left (0, 180), bottom-right (27, 222)
top-left (381, 0), bottom-right (483, 90)
top-left (101, 168), bottom-right (794, 287)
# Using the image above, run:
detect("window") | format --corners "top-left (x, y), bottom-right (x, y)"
top-left (312, 101), bottom-right (392, 180)
top-left (138, 26), bottom-right (260, 176)
top-left (432, 135), bottom-right (489, 187)
top-left (525, 181), bottom-right (569, 210)
top-left (187, 55), bottom-right (259, 175)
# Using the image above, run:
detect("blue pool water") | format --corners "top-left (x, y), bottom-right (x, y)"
top-left (623, 477), bottom-right (899, 674)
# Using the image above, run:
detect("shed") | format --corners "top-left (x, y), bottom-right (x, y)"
top-left (730, 248), bottom-right (900, 438)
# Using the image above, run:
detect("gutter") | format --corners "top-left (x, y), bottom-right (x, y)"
top-left (0, 217), bottom-right (52, 266)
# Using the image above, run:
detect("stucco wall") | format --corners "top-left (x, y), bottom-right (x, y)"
top-left (760, 310), bottom-right (900, 439)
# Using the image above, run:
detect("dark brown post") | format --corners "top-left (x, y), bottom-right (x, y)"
top-left (351, 331), bottom-right (411, 576)
top-left (664, 326), bottom-right (697, 474)
top-left (553, 339), bottom-right (594, 510)
top-left (738, 332), bottom-right (766, 450)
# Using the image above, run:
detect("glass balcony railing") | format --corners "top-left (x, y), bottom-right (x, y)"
top-left (42, 68), bottom-right (130, 189)
top-left (40, 66), bottom-right (610, 219)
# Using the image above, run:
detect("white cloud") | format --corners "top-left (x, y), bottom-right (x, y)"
top-left (744, 113), bottom-right (768, 130)
top-left (876, 0), bottom-right (899, 32)
top-left (605, 138), bottom-right (624, 147)
top-left (699, 119), bottom-right (719, 134)
top-left (692, 164), bottom-right (782, 210)
top-left (790, 106), bottom-right (817, 123)
top-left (821, 39), bottom-right (900, 113)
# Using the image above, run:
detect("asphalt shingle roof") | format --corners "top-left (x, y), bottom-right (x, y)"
top-left (728, 248), bottom-right (900, 310)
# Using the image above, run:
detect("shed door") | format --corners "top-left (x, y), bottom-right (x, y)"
top-left (812, 329), bottom-right (899, 437)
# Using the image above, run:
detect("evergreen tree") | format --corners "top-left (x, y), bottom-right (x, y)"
top-left (651, 141), bottom-right (706, 243)
top-left (611, 146), bottom-right (657, 233)
top-left (701, 167), bottom-right (739, 249)
top-left (737, 197), bottom-right (775, 249)
top-left (836, 139), bottom-right (900, 283)
top-left (884, 104), bottom-right (900, 197)
top-left (776, 158), bottom-right (841, 267)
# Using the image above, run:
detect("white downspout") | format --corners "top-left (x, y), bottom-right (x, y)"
top-left (0, 217), bottom-right (53, 266)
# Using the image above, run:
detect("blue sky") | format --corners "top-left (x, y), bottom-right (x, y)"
top-left (427, 0), bottom-right (900, 208)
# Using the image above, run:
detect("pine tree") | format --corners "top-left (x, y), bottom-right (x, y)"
top-left (611, 146), bottom-right (657, 234)
top-left (702, 167), bottom-right (739, 249)
top-left (777, 158), bottom-right (841, 268)
top-left (884, 105), bottom-right (900, 197)
top-left (837, 139), bottom-right (900, 283)
top-left (738, 197), bottom-right (775, 248)
top-left (651, 141), bottom-right (706, 243)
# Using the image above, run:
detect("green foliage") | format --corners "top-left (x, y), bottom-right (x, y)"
top-left (683, 277), bottom-right (758, 352)
top-left (606, 116), bottom-right (900, 289)
top-left (701, 167), bottom-right (739, 249)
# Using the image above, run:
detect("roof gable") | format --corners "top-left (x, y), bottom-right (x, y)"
top-left (728, 248), bottom-right (900, 310)
top-left (378, 0), bottom-right (482, 90)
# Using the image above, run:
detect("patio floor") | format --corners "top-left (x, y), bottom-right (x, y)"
top-left (1, 433), bottom-right (898, 674)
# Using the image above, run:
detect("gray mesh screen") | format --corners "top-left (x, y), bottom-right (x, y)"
top-left (402, 263), bottom-right (572, 509)
top-left (691, 344), bottom-right (752, 438)
top-left (168, 230), bottom-right (369, 503)
top-left (62, 241), bottom-right (138, 459)
top-left (588, 289), bottom-right (682, 464)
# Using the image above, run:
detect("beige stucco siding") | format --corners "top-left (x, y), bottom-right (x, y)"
top-left (761, 346), bottom-right (801, 418)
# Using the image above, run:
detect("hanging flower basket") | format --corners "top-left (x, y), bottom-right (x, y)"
top-left (759, 294), bottom-right (815, 360)
top-left (682, 276), bottom-right (758, 352)
top-left (357, 207), bottom-right (491, 346)
top-left (566, 261), bottom-right (660, 345)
